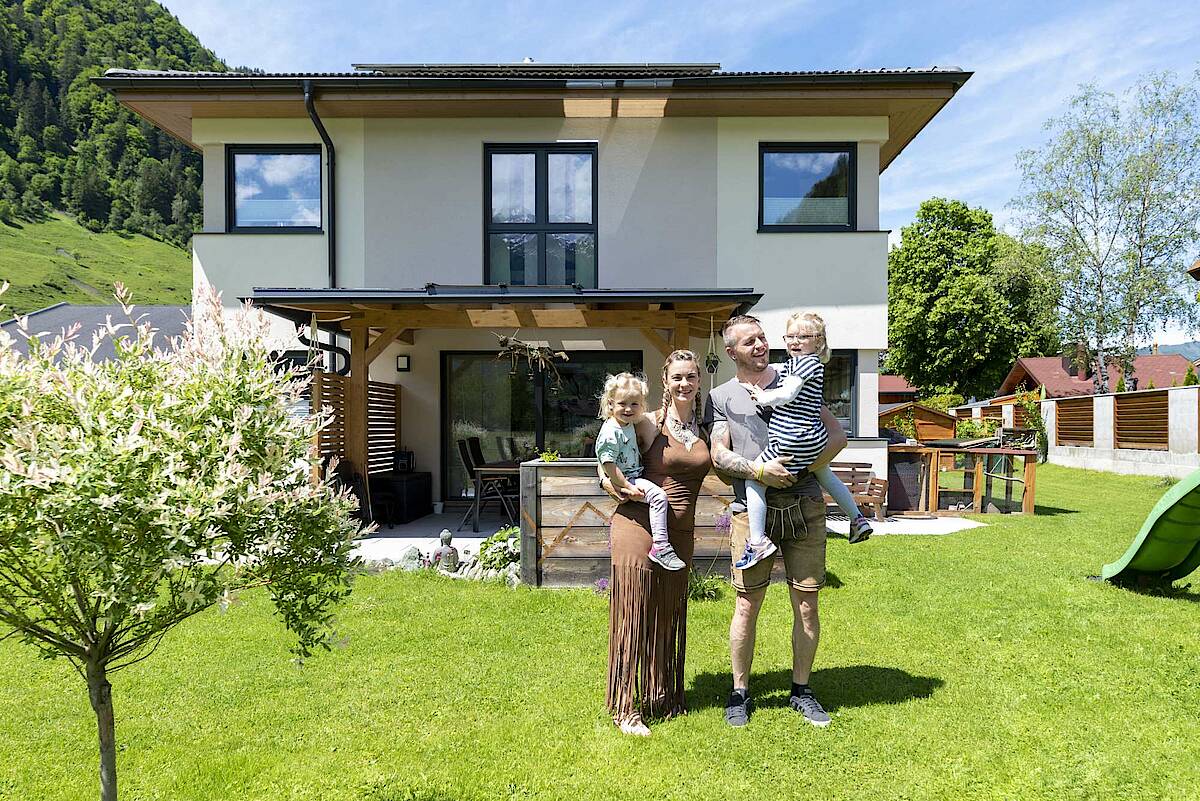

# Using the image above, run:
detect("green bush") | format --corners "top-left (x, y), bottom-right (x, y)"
top-left (479, 525), bottom-right (521, 571)
top-left (688, 571), bottom-right (725, 601)
top-left (956, 417), bottom-right (999, 439)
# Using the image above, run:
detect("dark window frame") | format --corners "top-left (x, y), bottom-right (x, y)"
top-left (758, 142), bottom-right (857, 233)
top-left (225, 144), bottom-right (324, 234)
top-left (768, 347), bottom-right (859, 436)
top-left (439, 348), bottom-right (642, 502)
top-left (483, 142), bottom-right (599, 286)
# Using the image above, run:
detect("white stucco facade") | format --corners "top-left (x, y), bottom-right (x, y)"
top-left (190, 113), bottom-right (895, 497)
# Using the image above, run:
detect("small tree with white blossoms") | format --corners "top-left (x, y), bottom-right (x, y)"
top-left (0, 282), bottom-right (362, 801)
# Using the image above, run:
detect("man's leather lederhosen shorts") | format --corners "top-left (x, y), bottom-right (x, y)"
top-left (729, 494), bottom-right (827, 592)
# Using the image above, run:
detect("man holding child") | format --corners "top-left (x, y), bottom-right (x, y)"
top-left (704, 314), bottom-right (847, 729)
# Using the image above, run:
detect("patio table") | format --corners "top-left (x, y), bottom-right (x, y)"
top-left (471, 461), bottom-right (519, 532)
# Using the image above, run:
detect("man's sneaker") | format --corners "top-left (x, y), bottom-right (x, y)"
top-left (789, 687), bottom-right (831, 728)
top-left (733, 539), bottom-right (777, 570)
top-left (648, 542), bottom-right (686, 571)
top-left (724, 691), bottom-right (751, 727)
top-left (848, 515), bottom-right (873, 544)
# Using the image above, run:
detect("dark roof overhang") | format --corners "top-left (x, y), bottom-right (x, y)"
top-left (92, 66), bottom-right (971, 169)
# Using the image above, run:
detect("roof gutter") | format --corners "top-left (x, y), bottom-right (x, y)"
top-left (303, 80), bottom-right (336, 288)
top-left (92, 71), bottom-right (972, 93)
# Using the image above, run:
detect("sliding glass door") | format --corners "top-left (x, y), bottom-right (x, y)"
top-left (442, 350), bottom-right (642, 501)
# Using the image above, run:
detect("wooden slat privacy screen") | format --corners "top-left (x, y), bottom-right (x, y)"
top-left (311, 370), bottom-right (347, 459)
top-left (1055, 397), bottom-right (1094, 446)
top-left (310, 372), bottom-right (401, 472)
top-left (366, 380), bottom-right (402, 475)
top-left (1114, 391), bottom-right (1168, 451)
top-left (981, 405), bottom-right (1003, 422)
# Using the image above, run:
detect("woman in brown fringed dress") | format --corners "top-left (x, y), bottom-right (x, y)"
top-left (603, 350), bottom-right (709, 736)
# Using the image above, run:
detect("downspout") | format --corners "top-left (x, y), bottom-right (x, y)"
top-left (303, 80), bottom-right (336, 288)
top-left (297, 325), bottom-right (350, 375)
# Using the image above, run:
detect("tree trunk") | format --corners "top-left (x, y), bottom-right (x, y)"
top-left (86, 660), bottom-right (117, 801)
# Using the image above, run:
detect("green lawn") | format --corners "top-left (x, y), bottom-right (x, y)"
top-left (0, 213), bottom-right (191, 315)
top-left (2, 464), bottom-right (1198, 800)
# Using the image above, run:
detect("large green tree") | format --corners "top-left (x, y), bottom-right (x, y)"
top-left (887, 198), bottom-right (1060, 399)
top-left (1015, 72), bottom-right (1200, 392)
top-left (0, 0), bottom-right (228, 246)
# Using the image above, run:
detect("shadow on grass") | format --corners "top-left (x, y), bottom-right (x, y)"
top-left (1103, 575), bottom-right (1200, 603)
top-left (689, 665), bottom-right (943, 712)
top-left (1034, 505), bottom-right (1080, 516)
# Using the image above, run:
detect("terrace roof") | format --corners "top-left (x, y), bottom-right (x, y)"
top-left (248, 284), bottom-right (761, 346)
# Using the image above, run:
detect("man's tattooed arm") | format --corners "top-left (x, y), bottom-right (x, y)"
top-left (710, 421), bottom-right (757, 480)
top-left (710, 421), bottom-right (797, 489)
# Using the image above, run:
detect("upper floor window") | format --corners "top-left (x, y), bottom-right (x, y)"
top-left (226, 145), bottom-right (322, 232)
top-left (485, 143), bottom-right (598, 287)
top-left (759, 143), bottom-right (856, 232)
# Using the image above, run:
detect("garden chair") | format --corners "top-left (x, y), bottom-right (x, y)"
top-left (456, 439), bottom-right (517, 531)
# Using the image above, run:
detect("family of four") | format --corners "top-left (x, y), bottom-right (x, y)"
top-left (593, 312), bottom-right (872, 736)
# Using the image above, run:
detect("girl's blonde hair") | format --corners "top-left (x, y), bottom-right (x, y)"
top-left (787, 312), bottom-right (831, 364)
top-left (597, 372), bottom-right (649, 420)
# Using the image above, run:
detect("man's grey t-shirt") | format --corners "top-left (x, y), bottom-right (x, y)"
top-left (703, 371), bottom-right (821, 502)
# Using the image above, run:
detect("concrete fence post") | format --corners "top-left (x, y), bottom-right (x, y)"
top-left (1168, 387), bottom-right (1199, 454)
top-left (1041, 399), bottom-right (1056, 446)
top-left (1002, 404), bottom-right (1015, 428)
top-left (1094, 395), bottom-right (1115, 450)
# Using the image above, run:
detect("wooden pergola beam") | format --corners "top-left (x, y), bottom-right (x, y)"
top-left (641, 328), bottom-right (672, 357)
top-left (338, 308), bottom-right (680, 330)
top-left (673, 315), bottom-right (690, 352)
top-left (365, 325), bottom-right (406, 364)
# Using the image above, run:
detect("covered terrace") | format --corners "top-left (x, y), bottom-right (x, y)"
top-left (249, 284), bottom-right (760, 517)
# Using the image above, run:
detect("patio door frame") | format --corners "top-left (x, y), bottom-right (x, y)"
top-left (439, 349), bottom-right (643, 502)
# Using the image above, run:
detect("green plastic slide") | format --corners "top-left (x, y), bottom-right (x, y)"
top-left (1102, 467), bottom-right (1200, 584)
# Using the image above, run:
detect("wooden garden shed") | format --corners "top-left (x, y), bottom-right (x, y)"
top-left (878, 402), bottom-right (956, 441)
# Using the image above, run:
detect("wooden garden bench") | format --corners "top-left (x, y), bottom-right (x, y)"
top-left (825, 461), bottom-right (888, 521)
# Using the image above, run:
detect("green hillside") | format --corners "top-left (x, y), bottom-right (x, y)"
top-left (0, 212), bottom-right (190, 314)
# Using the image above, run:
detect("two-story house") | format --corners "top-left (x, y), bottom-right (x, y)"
top-left (96, 62), bottom-right (970, 504)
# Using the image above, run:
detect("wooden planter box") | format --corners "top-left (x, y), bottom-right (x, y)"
top-left (518, 458), bottom-right (745, 588)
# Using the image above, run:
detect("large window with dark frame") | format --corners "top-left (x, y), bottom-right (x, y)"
top-left (769, 348), bottom-right (858, 436)
top-left (485, 143), bottom-right (598, 287)
top-left (759, 143), bottom-right (856, 232)
top-left (225, 145), bottom-right (322, 232)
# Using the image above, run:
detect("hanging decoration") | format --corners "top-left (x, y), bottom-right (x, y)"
top-left (494, 331), bottom-right (570, 387)
top-left (704, 316), bottom-right (721, 390)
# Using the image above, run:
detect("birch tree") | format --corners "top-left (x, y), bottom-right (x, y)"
top-left (1015, 71), bottom-right (1200, 392)
top-left (0, 283), bottom-right (361, 801)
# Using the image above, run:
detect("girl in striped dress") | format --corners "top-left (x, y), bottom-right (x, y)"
top-left (734, 312), bottom-right (873, 570)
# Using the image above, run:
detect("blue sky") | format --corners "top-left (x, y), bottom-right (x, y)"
top-left (162, 0), bottom-right (1200, 343)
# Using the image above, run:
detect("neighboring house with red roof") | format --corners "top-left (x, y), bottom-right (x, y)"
top-left (878, 374), bottom-right (919, 405)
top-left (996, 354), bottom-right (1194, 398)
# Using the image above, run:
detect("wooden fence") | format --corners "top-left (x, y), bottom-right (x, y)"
top-left (1055, 397), bottom-right (1094, 447)
top-left (1114, 391), bottom-right (1169, 451)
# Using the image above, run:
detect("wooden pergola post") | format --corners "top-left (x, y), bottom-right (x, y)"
top-left (346, 327), bottom-right (369, 479)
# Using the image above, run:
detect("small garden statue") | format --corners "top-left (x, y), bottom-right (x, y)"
top-left (432, 529), bottom-right (459, 573)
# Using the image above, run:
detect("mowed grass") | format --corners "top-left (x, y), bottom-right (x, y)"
top-left (0, 214), bottom-right (191, 315)
top-left (2, 465), bottom-right (1199, 800)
